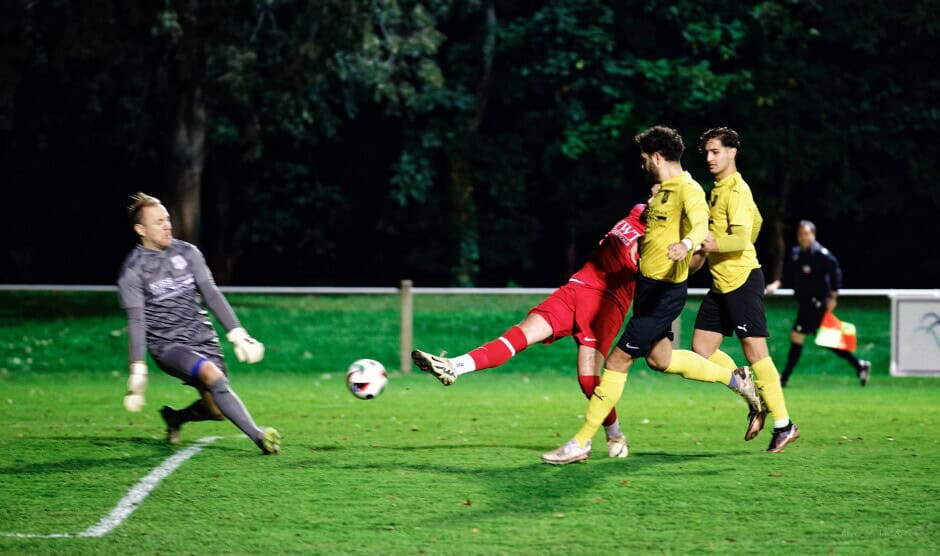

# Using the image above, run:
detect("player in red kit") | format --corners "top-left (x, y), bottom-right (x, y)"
top-left (412, 202), bottom-right (647, 459)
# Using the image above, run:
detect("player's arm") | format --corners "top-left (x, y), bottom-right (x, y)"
top-left (826, 251), bottom-right (844, 293)
top-left (767, 245), bottom-right (797, 294)
top-left (189, 244), bottom-right (266, 363)
top-left (708, 190), bottom-right (753, 254)
top-left (118, 270), bottom-right (148, 412)
top-left (124, 312), bottom-right (148, 411)
top-left (689, 250), bottom-right (707, 273)
top-left (668, 185), bottom-right (709, 261)
top-left (751, 204), bottom-right (764, 244)
top-left (765, 279), bottom-right (781, 294)
top-left (824, 249), bottom-right (843, 310)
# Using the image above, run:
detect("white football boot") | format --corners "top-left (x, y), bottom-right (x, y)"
top-left (541, 439), bottom-right (592, 465)
top-left (411, 349), bottom-right (458, 386)
top-left (606, 434), bottom-right (629, 458)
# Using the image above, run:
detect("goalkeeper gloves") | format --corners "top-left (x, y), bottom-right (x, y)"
top-left (226, 327), bottom-right (265, 364)
top-left (123, 361), bottom-right (147, 412)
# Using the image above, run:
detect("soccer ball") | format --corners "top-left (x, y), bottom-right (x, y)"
top-left (345, 359), bottom-right (388, 400)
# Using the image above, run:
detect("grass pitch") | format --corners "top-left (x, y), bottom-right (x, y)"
top-left (1, 291), bottom-right (938, 555)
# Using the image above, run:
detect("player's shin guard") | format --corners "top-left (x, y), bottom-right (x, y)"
top-left (208, 377), bottom-right (263, 441)
top-left (752, 357), bottom-right (789, 425)
top-left (708, 349), bottom-right (738, 371)
top-left (664, 350), bottom-right (733, 384)
top-left (574, 370), bottom-right (626, 447)
top-left (578, 375), bottom-right (617, 427)
top-left (468, 326), bottom-right (528, 370)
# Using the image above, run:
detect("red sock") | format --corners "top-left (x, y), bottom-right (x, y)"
top-left (468, 326), bottom-right (528, 370)
top-left (578, 375), bottom-right (618, 427)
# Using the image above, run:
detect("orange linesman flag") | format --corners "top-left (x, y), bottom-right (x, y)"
top-left (814, 310), bottom-right (858, 352)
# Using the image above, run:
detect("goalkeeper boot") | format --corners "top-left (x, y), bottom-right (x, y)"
top-left (258, 427), bottom-right (281, 455)
top-left (159, 406), bottom-right (182, 445)
top-left (858, 360), bottom-right (871, 387)
top-left (745, 409), bottom-right (768, 441)
top-left (606, 435), bottom-right (629, 458)
top-left (729, 366), bottom-right (763, 414)
top-left (411, 349), bottom-right (457, 386)
top-left (541, 439), bottom-right (591, 465)
top-left (766, 422), bottom-right (800, 453)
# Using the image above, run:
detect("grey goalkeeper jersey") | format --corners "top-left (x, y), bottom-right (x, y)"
top-left (117, 240), bottom-right (240, 363)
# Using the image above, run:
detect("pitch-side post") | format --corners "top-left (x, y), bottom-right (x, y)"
top-left (400, 279), bottom-right (413, 374)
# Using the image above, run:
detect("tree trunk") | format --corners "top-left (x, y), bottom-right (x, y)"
top-left (769, 173), bottom-right (792, 282)
top-left (168, 86), bottom-right (206, 245)
top-left (446, 1), bottom-right (496, 286)
top-left (448, 154), bottom-right (479, 287)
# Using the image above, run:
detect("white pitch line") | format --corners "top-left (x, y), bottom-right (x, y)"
top-left (1, 435), bottom-right (221, 539)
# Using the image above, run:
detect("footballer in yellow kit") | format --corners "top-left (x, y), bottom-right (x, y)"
top-left (693, 127), bottom-right (799, 454)
top-left (703, 170), bottom-right (762, 293)
top-left (640, 170), bottom-right (710, 284)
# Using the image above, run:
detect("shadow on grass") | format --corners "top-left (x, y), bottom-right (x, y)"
top-left (0, 433), bottom-right (274, 475)
top-left (0, 436), bottom-right (173, 475)
top-left (282, 443), bottom-right (758, 526)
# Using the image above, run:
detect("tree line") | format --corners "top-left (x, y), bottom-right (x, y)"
top-left (2, 1), bottom-right (938, 287)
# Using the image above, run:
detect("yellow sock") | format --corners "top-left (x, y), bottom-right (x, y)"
top-left (708, 349), bottom-right (737, 371)
top-left (752, 356), bottom-right (789, 424)
top-left (573, 369), bottom-right (627, 447)
top-left (664, 350), bottom-right (733, 384)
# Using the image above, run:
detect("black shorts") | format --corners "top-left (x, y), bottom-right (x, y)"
top-left (150, 340), bottom-right (227, 385)
top-left (617, 274), bottom-right (686, 357)
top-left (694, 269), bottom-right (769, 338)
top-left (793, 297), bottom-right (827, 334)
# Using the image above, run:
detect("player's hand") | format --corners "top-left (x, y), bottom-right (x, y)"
top-left (123, 362), bottom-right (147, 412)
top-left (765, 280), bottom-right (781, 295)
top-left (827, 297), bottom-right (837, 311)
top-left (227, 327), bottom-right (265, 363)
top-left (666, 241), bottom-right (690, 261)
top-left (700, 232), bottom-right (718, 253)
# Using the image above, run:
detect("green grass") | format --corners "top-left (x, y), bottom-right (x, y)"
top-left (1, 291), bottom-right (938, 554)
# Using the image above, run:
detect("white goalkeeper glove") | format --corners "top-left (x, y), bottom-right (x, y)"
top-left (123, 361), bottom-right (148, 412)
top-left (226, 327), bottom-right (265, 364)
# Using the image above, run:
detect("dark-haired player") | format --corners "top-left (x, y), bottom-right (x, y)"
top-left (691, 126), bottom-right (799, 453)
top-left (542, 126), bottom-right (763, 465)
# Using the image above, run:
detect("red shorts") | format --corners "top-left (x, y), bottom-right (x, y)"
top-left (529, 283), bottom-right (627, 356)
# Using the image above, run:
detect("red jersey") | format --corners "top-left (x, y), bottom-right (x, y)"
top-left (569, 204), bottom-right (646, 311)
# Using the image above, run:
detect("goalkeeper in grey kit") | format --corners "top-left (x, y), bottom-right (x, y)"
top-left (117, 192), bottom-right (280, 454)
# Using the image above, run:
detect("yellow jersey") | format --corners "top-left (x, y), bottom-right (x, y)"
top-left (705, 171), bottom-right (761, 293)
top-left (640, 171), bottom-right (709, 283)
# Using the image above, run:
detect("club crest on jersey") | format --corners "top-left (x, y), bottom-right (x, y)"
top-left (171, 255), bottom-right (188, 270)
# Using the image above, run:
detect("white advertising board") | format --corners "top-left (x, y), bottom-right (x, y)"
top-left (891, 296), bottom-right (940, 376)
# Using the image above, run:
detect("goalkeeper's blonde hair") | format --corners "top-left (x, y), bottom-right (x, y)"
top-left (128, 192), bottom-right (163, 225)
